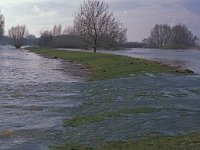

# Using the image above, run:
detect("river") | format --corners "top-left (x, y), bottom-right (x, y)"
top-left (1, 46), bottom-right (200, 149)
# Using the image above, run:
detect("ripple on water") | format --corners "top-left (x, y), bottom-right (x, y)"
top-left (1, 47), bottom-right (200, 149)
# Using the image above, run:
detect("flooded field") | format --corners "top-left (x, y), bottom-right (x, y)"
top-left (0, 47), bottom-right (200, 149)
top-left (0, 46), bottom-right (84, 149)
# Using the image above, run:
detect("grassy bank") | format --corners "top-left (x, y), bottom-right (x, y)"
top-left (52, 133), bottom-right (200, 150)
top-left (64, 107), bottom-right (159, 127)
top-left (26, 47), bottom-right (189, 81)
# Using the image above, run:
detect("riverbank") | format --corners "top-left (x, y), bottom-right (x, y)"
top-left (26, 47), bottom-right (192, 81)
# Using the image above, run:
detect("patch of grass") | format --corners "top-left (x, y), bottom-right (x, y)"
top-left (100, 133), bottom-right (200, 150)
top-left (26, 47), bottom-right (187, 81)
top-left (64, 107), bottom-right (158, 127)
top-left (190, 88), bottom-right (200, 94)
top-left (51, 133), bottom-right (200, 150)
top-left (51, 143), bottom-right (92, 150)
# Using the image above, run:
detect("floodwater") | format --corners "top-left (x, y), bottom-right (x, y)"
top-left (0, 46), bottom-right (200, 149)
top-left (0, 46), bottom-right (85, 149)
top-left (100, 48), bottom-right (200, 74)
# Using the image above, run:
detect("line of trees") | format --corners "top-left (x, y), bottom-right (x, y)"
top-left (38, 25), bottom-right (84, 49)
top-left (0, 0), bottom-right (199, 50)
top-left (143, 24), bottom-right (197, 49)
top-left (38, 0), bottom-right (127, 52)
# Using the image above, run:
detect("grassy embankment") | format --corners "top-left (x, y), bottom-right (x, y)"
top-left (27, 47), bottom-right (190, 81)
top-left (52, 133), bottom-right (200, 150)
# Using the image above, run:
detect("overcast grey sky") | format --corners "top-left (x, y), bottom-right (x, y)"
top-left (0, 0), bottom-right (199, 41)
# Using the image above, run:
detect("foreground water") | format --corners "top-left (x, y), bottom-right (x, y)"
top-left (0, 47), bottom-right (200, 149)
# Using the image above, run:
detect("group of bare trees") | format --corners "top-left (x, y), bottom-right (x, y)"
top-left (39, 0), bottom-right (127, 52)
top-left (1, 0), bottom-right (198, 50)
top-left (38, 25), bottom-right (83, 48)
top-left (8, 25), bottom-right (29, 49)
top-left (73, 0), bottom-right (127, 52)
top-left (144, 24), bottom-right (197, 49)
top-left (0, 12), bottom-right (29, 48)
top-left (0, 0), bottom-right (127, 50)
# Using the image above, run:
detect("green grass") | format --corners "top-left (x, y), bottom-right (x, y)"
top-left (26, 47), bottom-right (187, 81)
top-left (64, 107), bottom-right (159, 127)
top-left (52, 133), bottom-right (200, 150)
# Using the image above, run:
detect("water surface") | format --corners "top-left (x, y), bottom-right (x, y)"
top-left (0, 46), bottom-right (200, 149)
top-left (0, 46), bottom-right (85, 149)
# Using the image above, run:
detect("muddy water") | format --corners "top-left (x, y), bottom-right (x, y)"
top-left (1, 46), bottom-right (200, 149)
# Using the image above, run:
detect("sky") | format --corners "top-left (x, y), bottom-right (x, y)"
top-left (0, 0), bottom-right (199, 41)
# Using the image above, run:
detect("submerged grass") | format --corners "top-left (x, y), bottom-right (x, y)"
top-left (26, 47), bottom-right (186, 81)
top-left (52, 133), bottom-right (200, 150)
top-left (64, 107), bottom-right (158, 127)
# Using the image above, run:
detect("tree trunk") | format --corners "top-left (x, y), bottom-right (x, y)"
top-left (93, 47), bottom-right (97, 53)
top-left (94, 38), bottom-right (97, 53)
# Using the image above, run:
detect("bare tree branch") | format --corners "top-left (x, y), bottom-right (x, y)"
top-left (8, 25), bottom-right (28, 49)
top-left (74, 0), bottom-right (127, 52)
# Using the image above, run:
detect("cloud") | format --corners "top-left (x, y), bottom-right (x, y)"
top-left (107, 0), bottom-right (200, 41)
top-left (182, 0), bottom-right (200, 16)
top-left (32, 5), bottom-right (57, 18)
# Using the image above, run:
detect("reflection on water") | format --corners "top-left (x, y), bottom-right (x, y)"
top-left (100, 48), bottom-right (200, 74)
top-left (1, 46), bottom-right (200, 149)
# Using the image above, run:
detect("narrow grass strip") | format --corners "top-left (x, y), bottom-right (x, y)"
top-left (26, 47), bottom-right (189, 81)
top-left (64, 107), bottom-right (158, 127)
top-left (52, 133), bottom-right (200, 150)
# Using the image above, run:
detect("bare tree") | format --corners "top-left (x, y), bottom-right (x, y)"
top-left (52, 24), bottom-right (62, 36)
top-left (62, 26), bottom-right (75, 36)
top-left (8, 25), bottom-right (29, 49)
top-left (169, 24), bottom-right (197, 49)
top-left (38, 30), bottom-right (53, 47)
top-left (148, 24), bottom-right (171, 48)
top-left (0, 12), bottom-right (5, 39)
top-left (145, 24), bottom-right (197, 49)
top-left (74, 0), bottom-right (127, 52)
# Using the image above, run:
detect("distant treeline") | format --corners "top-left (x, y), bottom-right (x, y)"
top-left (38, 24), bottom-right (199, 50)
top-left (143, 24), bottom-right (198, 49)
top-left (0, 34), bottom-right (38, 46)
top-left (38, 25), bottom-right (88, 49)
top-left (1, 23), bottom-right (198, 50)
top-left (121, 42), bottom-right (145, 48)
top-left (38, 24), bottom-right (127, 50)
top-left (0, 0), bottom-right (199, 50)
